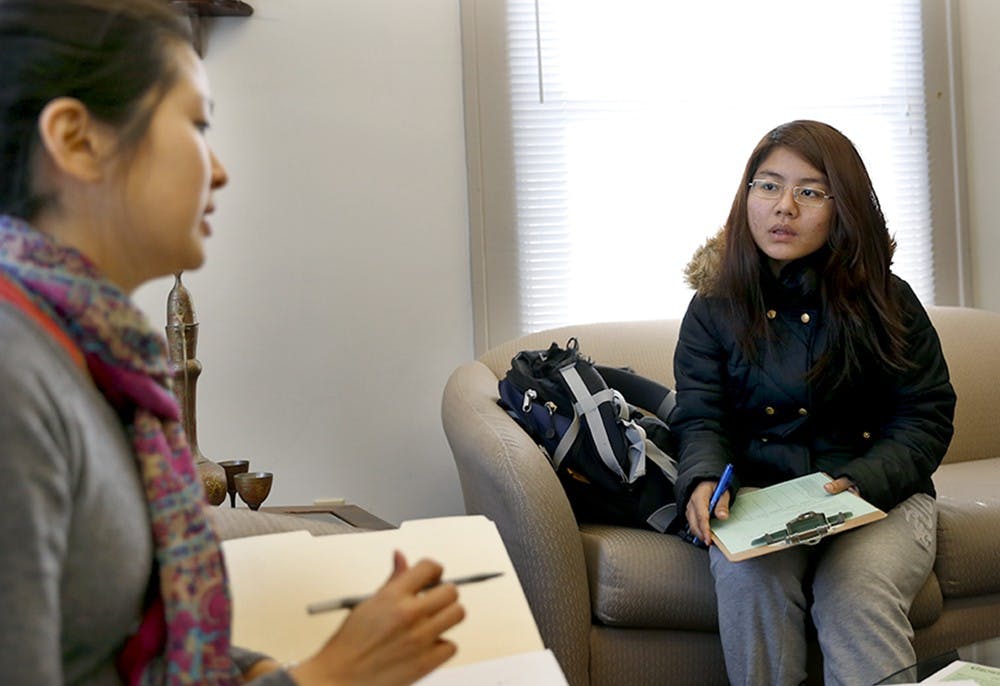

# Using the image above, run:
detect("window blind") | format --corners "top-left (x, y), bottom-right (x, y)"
top-left (506, 0), bottom-right (934, 335)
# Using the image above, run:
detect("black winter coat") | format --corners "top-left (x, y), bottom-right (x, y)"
top-left (672, 261), bottom-right (956, 514)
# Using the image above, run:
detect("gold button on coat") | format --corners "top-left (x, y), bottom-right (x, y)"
top-left (798, 408), bottom-right (808, 416)
top-left (800, 313), bottom-right (811, 324)
top-left (767, 309), bottom-right (777, 319)
top-left (862, 431), bottom-right (872, 440)
top-left (765, 406), bottom-right (775, 415)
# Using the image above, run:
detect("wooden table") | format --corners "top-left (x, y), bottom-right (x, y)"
top-left (260, 504), bottom-right (395, 531)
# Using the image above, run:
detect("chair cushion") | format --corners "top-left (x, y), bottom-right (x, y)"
top-left (933, 457), bottom-right (1000, 597)
top-left (908, 572), bottom-right (943, 629)
top-left (580, 522), bottom-right (944, 632)
top-left (580, 524), bottom-right (718, 631)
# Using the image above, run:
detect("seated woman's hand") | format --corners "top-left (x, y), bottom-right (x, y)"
top-left (823, 476), bottom-right (860, 496)
top-left (685, 479), bottom-right (730, 546)
top-left (290, 551), bottom-right (466, 686)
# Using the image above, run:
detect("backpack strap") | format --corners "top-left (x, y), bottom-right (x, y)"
top-left (557, 363), bottom-right (643, 483)
top-left (644, 437), bottom-right (678, 481)
top-left (595, 364), bottom-right (676, 422)
top-left (0, 272), bottom-right (86, 372)
top-left (594, 364), bottom-right (679, 482)
top-left (551, 414), bottom-right (580, 471)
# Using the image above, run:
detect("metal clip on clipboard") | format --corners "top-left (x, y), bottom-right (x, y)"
top-left (750, 510), bottom-right (854, 548)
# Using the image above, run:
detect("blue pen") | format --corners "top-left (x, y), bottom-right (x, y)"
top-left (708, 463), bottom-right (735, 516)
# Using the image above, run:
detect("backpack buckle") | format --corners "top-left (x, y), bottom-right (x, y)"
top-left (522, 388), bottom-right (538, 412)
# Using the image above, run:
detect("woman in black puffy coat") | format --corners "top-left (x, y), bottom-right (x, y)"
top-left (673, 120), bottom-right (956, 686)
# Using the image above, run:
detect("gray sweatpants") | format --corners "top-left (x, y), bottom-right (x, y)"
top-left (709, 493), bottom-right (937, 686)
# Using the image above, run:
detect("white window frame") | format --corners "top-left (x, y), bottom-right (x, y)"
top-left (460, 0), bottom-right (973, 354)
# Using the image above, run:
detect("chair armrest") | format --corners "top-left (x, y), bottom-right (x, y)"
top-left (442, 360), bottom-right (591, 686)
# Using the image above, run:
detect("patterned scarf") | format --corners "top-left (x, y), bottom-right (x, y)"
top-left (0, 215), bottom-right (239, 685)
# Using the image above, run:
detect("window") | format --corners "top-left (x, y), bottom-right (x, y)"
top-left (462, 0), bottom-right (968, 352)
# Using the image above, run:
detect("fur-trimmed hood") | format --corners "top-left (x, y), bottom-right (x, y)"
top-left (685, 228), bottom-right (830, 300)
top-left (684, 228), bottom-right (725, 295)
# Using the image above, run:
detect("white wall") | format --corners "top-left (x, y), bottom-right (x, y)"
top-left (957, 0), bottom-right (1000, 312)
top-left (134, 0), bottom-right (473, 524)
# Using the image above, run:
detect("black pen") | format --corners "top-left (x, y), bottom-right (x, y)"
top-left (306, 571), bottom-right (505, 614)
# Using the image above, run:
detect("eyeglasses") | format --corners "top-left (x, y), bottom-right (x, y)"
top-left (748, 179), bottom-right (834, 208)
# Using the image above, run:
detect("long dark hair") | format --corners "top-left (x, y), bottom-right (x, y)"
top-left (0, 0), bottom-right (191, 219)
top-left (716, 120), bottom-right (908, 390)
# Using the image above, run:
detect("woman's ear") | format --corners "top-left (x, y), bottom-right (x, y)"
top-left (36, 97), bottom-right (116, 183)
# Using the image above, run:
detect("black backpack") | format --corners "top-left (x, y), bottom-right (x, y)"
top-left (498, 338), bottom-right (680, 532)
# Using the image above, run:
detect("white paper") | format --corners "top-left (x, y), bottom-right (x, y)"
top-left (920, 658), bottom-right (1000, 684)
top-left (221, 515), bottom-right (545, 668)
top-left (415, 649), bottom-right (568, 686)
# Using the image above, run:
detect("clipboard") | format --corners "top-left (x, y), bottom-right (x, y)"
top-left (709, 472), bottom-right (886, 562)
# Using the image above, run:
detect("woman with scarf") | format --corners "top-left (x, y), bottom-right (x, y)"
top-left (673, 120), bottom-right (956, 685)
top-left (0, 0), bottom-right (464, 683)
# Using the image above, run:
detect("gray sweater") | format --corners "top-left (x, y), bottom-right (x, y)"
top-left (0, 304), bottom-right (292, 685)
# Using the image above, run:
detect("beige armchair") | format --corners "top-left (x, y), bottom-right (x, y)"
top-left (441, 306), bottom-right (1000, 686)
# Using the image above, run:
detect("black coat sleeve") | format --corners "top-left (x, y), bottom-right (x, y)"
top-left (671, 294), bottom-right (738, 511)
top-left (835, 281), bottom-right (956, 511)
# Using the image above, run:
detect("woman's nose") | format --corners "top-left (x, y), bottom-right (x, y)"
top-left (774, 186), bottom-right (798, 214)
top-left (210, 148), bottom-right (228, 190)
